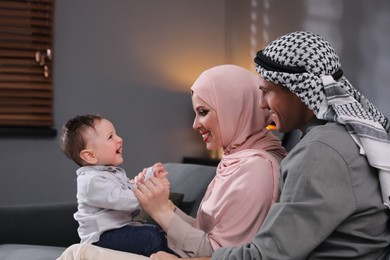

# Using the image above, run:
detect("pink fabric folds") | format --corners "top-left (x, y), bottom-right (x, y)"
top-left (191, 64), bottom-right (287, 249)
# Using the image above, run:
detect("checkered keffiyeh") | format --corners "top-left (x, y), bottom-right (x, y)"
top-left (255, 31), bottom-right (390, 208)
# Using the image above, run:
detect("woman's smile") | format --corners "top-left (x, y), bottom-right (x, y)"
top-left (201, 131), bottom-right (211, 142)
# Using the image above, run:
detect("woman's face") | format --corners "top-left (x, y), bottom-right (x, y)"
top-left (192, 93), bottom-right (223, 151)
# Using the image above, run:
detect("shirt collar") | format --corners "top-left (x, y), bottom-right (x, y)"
top-left (301, 116), bottom-right (327, 138)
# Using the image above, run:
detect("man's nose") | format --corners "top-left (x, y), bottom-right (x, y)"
top-left (258, 94), bottom-right (268, 110)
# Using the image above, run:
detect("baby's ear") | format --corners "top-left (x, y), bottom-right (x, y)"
top-left (80, 149), bottom-right (98, 165)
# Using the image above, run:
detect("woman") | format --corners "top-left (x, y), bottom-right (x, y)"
top-left (57, 64), bottom-right (287, 260)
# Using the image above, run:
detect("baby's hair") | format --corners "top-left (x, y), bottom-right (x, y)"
top-left (60, 114), bottom-right (104, 166)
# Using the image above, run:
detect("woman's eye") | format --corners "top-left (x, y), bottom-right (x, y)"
top-left (199, 109), bottom-right (208, 116)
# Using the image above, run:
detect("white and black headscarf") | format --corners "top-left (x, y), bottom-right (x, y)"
top-left (255, 31), bottom-right (390, 208)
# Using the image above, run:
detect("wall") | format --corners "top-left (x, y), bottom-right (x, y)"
top-left (226, 0), bottom-right (390, 118)
top-left (0, 0), bottom-right (227, 206)
top-left (1, 0), bottom-right (389, 206)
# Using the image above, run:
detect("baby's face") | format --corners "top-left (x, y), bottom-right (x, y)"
top-left (84, 119), bottom-right (123, 166)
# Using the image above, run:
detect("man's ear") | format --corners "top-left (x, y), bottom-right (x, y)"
top-left (80, 149), bottom-right (98, 165)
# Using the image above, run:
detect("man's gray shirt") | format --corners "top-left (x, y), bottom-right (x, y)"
top-left (213, 122), bottom-right (390, 259)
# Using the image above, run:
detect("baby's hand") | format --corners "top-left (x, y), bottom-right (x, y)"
top-left (135, 163), bottom-right (167, 186)
top-left (152, 162), bottom-right (168, 178)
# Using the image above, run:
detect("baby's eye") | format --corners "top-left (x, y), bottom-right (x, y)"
top-left (108, 134), bottom-right (113, 140)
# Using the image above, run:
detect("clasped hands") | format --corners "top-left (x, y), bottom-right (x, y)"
top-left (133, 162), bottom-right (175, 221)
top-left (134, 165), bottom-right (207, 260)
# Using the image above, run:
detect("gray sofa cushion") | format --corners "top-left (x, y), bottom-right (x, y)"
top-left (165, 163), bottom-right (216, 217)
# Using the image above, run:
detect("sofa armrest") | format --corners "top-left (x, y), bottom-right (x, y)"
top-left (0, 203), bottom-right (79, 247)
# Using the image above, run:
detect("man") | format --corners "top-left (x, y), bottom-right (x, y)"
top-left (153, 31), bottom-right (390, 259)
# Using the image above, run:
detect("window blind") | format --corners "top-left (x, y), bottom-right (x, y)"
top-left (0, 0), bottom-right (54, 128)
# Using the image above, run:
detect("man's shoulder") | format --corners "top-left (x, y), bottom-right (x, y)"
top-left (295, 122), bottom-right (359, 159)
top-left (303, 122), bottom-right (351, 144)
top-left (282, 122), bottom-right (359, 173)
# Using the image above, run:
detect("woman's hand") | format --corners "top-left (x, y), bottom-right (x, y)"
top-left (135, 176), bottom-right (170, 214)
top-left (134, 162), bottom-right (168, 186)
top-left (133, 168), bottom-right (147, 184)
top-left (152, 162), bottom-right (169, 178)
top-left (134, 176), bottom-right (174, 231)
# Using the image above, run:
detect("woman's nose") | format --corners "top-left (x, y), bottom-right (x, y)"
top-left (192, 117), bottom-right (200, 130)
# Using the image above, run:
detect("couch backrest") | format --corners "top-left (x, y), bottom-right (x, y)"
top-left (164, 163), bottom-right (216, 217)
top-left (0, 203), bottom-right (79, 247)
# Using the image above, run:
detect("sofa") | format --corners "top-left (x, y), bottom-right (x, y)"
top-left (0, 163), bottom-right (217, 260)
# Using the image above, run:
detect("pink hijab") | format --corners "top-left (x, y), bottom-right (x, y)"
top-left (191, 64), bottom-right (286, 158)
top-left (191, 64), bottom-right (287, 249)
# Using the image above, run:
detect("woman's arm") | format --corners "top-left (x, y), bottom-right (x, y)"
top-left (174, 206), bottom-right (196, 225)
top-left (134, 177), bottom-right (214, 257)
top-left (166, 213), bottom-right (214, 257)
